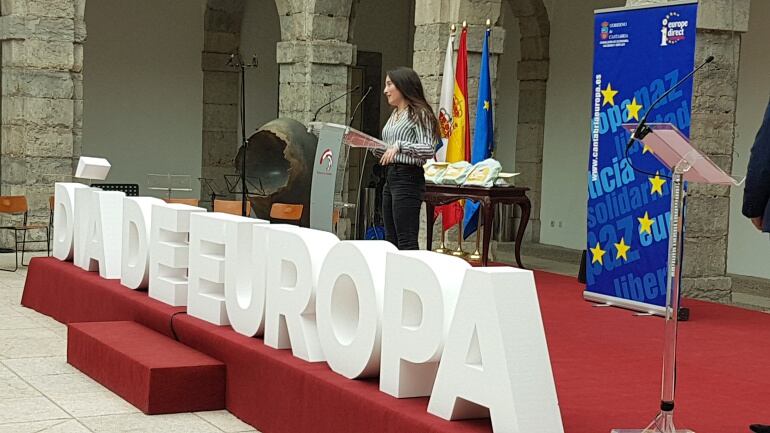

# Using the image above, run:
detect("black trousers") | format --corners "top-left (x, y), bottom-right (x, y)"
top-left (382, 164), bottom-right (425, 250)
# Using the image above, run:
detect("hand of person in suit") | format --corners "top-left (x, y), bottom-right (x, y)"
top-left (752, 216), bottom-right (764, 231)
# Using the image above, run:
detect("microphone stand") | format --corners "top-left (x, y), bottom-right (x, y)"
top-left (349, 86), bottom-right (374, 239)
top-left (229, 53), bottom-right (259, 217)
top-left (626, 55), bottom-right (714, 150)
top-left (313, 85), bottom-right (361, 123)
top-left (624, 56), bottom-right (714, 181)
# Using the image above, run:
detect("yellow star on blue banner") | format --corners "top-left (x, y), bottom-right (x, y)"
top-left (638, 212), bottom-right (655, 235)
top-left (649, 172), bottom-right (666, 196)
top-left (614, 237), bottom-right (631, 261)
top-left (626, 97), bottom-right (643, 121)
top-left (601, 83), bottom-right (619, 106)
top-left (590, 242), bottom-right (606, 265)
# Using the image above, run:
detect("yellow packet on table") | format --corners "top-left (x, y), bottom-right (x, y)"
top-left (440, 161), bottom-right (473, 185)
top-left (464, 158), bottom-right (502, 187)
top-left (423, 162), bottom-right (449, 184)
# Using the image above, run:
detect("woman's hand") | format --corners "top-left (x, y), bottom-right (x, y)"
top-left (380, 145), bottom-right (399, 165)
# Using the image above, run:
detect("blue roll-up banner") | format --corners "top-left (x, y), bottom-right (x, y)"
top-left (584, 1), bottom-right (697, 313)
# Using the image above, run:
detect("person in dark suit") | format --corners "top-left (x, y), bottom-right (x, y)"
top-left (743, 97), bottom-right (770, 233)
top-left (747, 97), bottom-right (770, 433)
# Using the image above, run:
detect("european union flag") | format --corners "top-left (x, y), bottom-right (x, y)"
top-left (463, 28), bottom-right (494, 239)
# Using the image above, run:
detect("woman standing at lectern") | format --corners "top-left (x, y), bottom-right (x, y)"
top-left (373, 67), bottom-right (439, 250)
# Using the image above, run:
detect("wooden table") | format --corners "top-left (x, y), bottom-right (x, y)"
top-left (424, 184), bottom-right (531, 267)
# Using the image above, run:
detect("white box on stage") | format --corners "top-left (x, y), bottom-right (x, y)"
top-left (75, 156), bottom-right (111, 180)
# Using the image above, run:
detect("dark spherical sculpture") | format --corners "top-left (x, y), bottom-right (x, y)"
top-left (234, 118), bottom-right (318, 226)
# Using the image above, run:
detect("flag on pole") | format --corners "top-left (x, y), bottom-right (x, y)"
top-left (447, 26), bottom-right (469, 164)
top-left (463, 26), bottom-right (494, 239)
top-left (434, 27), bottom-right (464, 231)
top-left (435, 25), bottom-right (470, 231)
top-left (436, 30), bottom-right (454, 162)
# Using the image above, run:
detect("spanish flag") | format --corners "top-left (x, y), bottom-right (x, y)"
top-left (447, 26), bottom-right (470, 163)
top-left (440, 25), bottom-right (470, 230)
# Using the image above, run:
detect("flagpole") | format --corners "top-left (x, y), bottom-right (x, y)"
top-left (452, 218), bottom-right (466, 256)
top-left (434, 23), bottom-right (457, 255)
top-left (467, 19), bottom-right (491, 263)
top-left (452, 20), bottom-right (469, 258)
top-left (467, 210), bottom-right (483, 261)
top-left (434, 23), bottom-right (456, 255)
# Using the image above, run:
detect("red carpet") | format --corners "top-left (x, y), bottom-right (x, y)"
top-left (22, 258), bottom-right (770, 432)
top-left (68, 321), bottom-right (226, 414)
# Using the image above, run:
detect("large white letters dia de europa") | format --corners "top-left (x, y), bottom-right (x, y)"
top-left (52, 182), bottom-right (563, 433)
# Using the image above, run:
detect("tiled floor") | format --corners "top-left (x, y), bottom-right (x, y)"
top-left (0, 252), bottom-right (258, 433)
top-left (0, 249), bottom-right (579, 433)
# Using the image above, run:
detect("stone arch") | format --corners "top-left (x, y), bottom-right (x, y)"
top-left (201, 0), bottom-right (282, 199)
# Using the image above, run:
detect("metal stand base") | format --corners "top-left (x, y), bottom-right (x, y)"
top-left (466, 249), bottom-right (482, 261)
top-left (612, 410), bottom-right (694, 433)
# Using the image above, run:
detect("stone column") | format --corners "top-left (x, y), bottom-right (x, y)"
top-left (274, 1), bottom-right (355, 237)
top-left (0, 0), bottom-right (83, 243)
top-left (682, 0), bottom-right (748, 302)
top-left (623, 0), bottom-right (749, 302)
top-left (201, 0), bottom-right (244, 200)
top-left (511, 0), bottom-right (549, 243)
top-left (276, 1), bottom-right (354, 124)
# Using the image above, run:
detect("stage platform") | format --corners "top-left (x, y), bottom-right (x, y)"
top-left (22, 257), bottom-right (770, 432)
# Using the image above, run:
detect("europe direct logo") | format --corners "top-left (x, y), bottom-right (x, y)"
top-left (660, 12), bottom-right (688, 46)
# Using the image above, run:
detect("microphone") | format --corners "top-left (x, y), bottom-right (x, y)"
top-left (312, 85), bottom-right (360, 122)
top-left (349, 86), bottom-right (373, 126)
top-left (227, 53), bottom-right (236, 67)
top-left (626, 55), bottom-right (714, 150)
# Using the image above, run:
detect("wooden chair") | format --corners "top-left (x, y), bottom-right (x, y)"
top-left (269, 203), bottom-right (304, 225)
top-left (214, 199), bottom-right (251, 216)
top-left (164, 198), bottom-right (200, 207)
top-left (0, 196), bottom-right (50, 271)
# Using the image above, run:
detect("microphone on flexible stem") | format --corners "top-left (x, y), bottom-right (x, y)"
top-left (312, 85), bottom-right (361, 122)
top-left (349, 86), bottom-right (373, 126)
top-left (626, 55), bottom-right (714, 151)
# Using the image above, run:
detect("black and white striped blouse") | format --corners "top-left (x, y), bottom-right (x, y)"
top-left (373, 109), bottom-right (438, 166)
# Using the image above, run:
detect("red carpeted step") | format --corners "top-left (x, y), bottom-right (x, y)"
top-left (67, 321), bottom-right (225, 415)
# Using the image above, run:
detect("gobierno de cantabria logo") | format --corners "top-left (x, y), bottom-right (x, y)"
top-left (660, 11), bottom-right (688, 46)
top-left (319, 148), bottom-right (334, 172)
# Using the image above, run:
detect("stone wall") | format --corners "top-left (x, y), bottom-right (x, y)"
top-left (509, 0), bottom-right (549, 243)
top-left (0, 0), bottom-right (84, 245)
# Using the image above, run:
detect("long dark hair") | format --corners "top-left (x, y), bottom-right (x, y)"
top-left (386, 67), bottom-right (441, 142)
